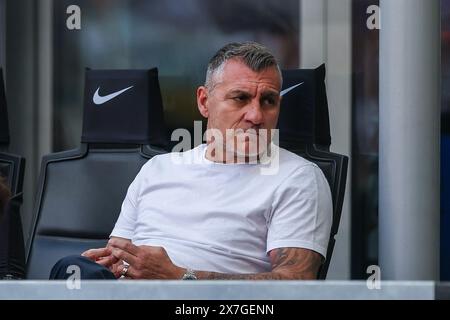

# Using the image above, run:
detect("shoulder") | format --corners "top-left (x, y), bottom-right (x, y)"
top-left (277, 147), bottom-right (322, 176)
top-left (274, 147), bottom-right (330, 195)
top-left (139, 146), bottom-right (200, 173)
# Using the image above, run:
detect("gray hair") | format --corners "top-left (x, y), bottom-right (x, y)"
top-left (205, 42), bottom-right (282, 90)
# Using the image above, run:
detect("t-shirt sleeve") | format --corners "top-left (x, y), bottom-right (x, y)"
top-left (267, 164), bottom-right (333, 259)
top-left (109, 163), bottom-right (147, 240)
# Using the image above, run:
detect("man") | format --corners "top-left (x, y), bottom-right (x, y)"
top-left (51, 42), bottom-right (332, 280)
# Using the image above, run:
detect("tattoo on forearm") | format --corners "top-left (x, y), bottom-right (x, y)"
top-left (196, 271), bottom-right (285, 280)
top-left (270, 247), bottom-right (322, 279)
top-left (195, 248), bottom-right (322, 280)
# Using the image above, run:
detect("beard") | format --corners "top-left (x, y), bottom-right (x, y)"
top-left (205, 127), bottom-right (275, 164)
top-left (226, 128), bottom-right (271, 162)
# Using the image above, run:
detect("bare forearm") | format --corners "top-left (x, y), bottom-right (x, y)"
top-left (194, 248), bottom-right (322, 280)
top-left (195, 271), bottom-right (314, 280)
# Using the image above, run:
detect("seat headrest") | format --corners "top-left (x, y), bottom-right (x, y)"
top-left (278, 64), bottom-right (331, 147)
top-left (81, 68), bottom-right (167, 146)
top-left (0, 69), bottom-right (9, 146)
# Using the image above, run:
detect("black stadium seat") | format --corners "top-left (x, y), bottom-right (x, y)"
top-left (278, 64), bottom-right (348, 279)
top-left (0, 68), bottom-right (26, 279)
top-left (25, 68), bottom-right (169, 279)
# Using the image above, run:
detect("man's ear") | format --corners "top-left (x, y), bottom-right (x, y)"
top-left (197, 86), bottom-right (209, 118)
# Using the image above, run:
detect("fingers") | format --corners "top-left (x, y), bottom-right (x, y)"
top-left (108, 238), bottom-right (139, 256)
top-left (110, 261), bottom-right (125, 279)
top-left (108, 236), bottom-right (131, 246)
top-left (81, 247), bottom-right (112, 261)
top-left (116, 263), bottom-right (136, 279)
top-left (111, 248), bottom-right (138, 266)
top-left (96, 254), bottom-right (119, 267)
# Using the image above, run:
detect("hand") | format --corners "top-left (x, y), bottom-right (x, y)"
top-left (81, 247), bottom-right (119, 267)
top-left (109, 259), bottom-right (127, 278)
top-left (81, 237), bottom-right (128, 268)
top-left (81, 247), bottom-right (128, 278)
top-left (108, 238), bottom-right (185, 280)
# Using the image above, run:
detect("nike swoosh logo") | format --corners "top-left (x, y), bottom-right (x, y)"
top-left (280, 82), bottom-right (304, 97)
top-left (93, 86), bottom-right (134, 105)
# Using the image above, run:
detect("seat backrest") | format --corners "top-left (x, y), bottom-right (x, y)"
top-left (279, 65), bottom-right (348, 279)
top-left (0, 68), bottom-right (25, 196)
top-left (0, 68), bottom-right (26, 279)
top-left (26, 68), bottom-right (169, 279)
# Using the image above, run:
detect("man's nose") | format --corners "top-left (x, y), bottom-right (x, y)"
top-left (244, 100), bottom-right (263, 125)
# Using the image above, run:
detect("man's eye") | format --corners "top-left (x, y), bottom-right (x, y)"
top-left (233, 96), bottom-right (247, 102)
top-left (262, 98), bottom-right (276, 105)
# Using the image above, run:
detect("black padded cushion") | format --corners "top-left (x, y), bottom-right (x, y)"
top-left (278, 64), bottom-right (331, 147)
top-left (0, 69), bottom-right (9, 146)
top-left (36, 151), bottom-right (147, 238)
top-left (27, 236), bottom-right (107, 279)
top-left (81, 68), bottom-right (167, 146)
top-left (26, 148), bottom-right (150, 279)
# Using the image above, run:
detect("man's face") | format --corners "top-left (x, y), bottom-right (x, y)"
top-left (197, 59), bottom-right (282, 160)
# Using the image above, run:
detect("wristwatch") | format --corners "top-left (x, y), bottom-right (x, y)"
top-left (181, 268), bottom-right (197, 280)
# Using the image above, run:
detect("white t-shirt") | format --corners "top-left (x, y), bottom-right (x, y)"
top-left (110, 144), bottom-right (332, 274)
